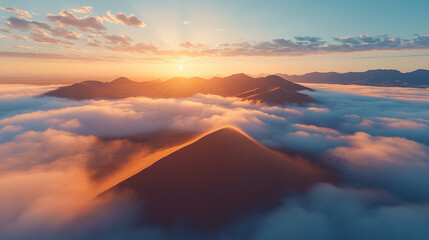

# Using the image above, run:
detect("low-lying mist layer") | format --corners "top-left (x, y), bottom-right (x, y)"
top-left (0, 84), bottom-right (428, 239)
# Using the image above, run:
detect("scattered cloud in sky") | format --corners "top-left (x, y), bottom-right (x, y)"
top-left (70, 6), bottom-right (93, 14)
top-left (50, 27), bottom-right (82, 40)
top-left (8, 45), bottom-right (33, 49)
top-left (2, 7), bottom-right (145, 50)
top-left (180, 41), bottom-right (205, 49)
top-left (0, 28), bottom-right (11, 33)
top-left (104, 11), bottom-right (145, 28)
top-left (6, 16), bottom-right (33, 30)
top-left (78, 33), bottom-right (429, 59)
top-left (30, 30), bottom-right (73, 45)
top-left (47, 10), bottom-right (106, 31)
top-left (105, 42), bottom-right (159, 55)
top-left (1, 5), bottom-right (428, 60)
top-left (11, 34), bottom-right (28, 40)
top-left (174, 34), bottom-right (429, 57)
top-left (103, 34), bottom-right (132, 45)
top-left (0, 51), bottom-right (139, 62)
top-left (6, 16), bottom-right (83, 41)
top-left (0, 6), bottom-right (32, 18)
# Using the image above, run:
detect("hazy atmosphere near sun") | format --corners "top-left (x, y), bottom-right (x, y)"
top-left (1, 1), bottom-right (429, 240)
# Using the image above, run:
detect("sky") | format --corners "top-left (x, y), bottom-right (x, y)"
top-left (0, 0), bottom-right (428, 82)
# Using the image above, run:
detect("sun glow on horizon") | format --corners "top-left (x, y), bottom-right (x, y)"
top-left (178, 65), bottom-right (184, 71)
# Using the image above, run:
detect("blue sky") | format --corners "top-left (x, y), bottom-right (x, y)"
top-left (0, 0), bottom-right (428, 80)
top-left (5, 0), bottom-right (429, 40)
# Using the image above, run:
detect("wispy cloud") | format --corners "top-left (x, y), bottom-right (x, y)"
top-left (179, 42), bottom-right (205, 49)
top-left (162, 34), bottom-right (429, 58)
top-left (96, 34), bottom-right (429, 58)
top-left (6, 16), bottom-right (82, 40)
top-left (219, 34), bottom-right (429, 56)
top-left (70, 6), bottom-right (93, 14)
top-left (105, 42), bottom-right (159, 55)
top-left (47, 10), bottom-right (106, 31)
top-left (11, 35), bottom-right (28, 40)
top-left (353, 53), bottom-right (429, 59)
top-left (104, 11), bottom-right (146, 28)
top-left (7, 45), bottom-right (33, 49)
top-left (103, 34), bottom-right (132, 45)
top-left (6, 16), bottom-right (34, 30)
top-left (0, 28), bottom-right (11, 33)
top-left (0, 6), bottom-right (32, 18)
top-left (30, 30), bottom-right (73, 45)
top-left (0, 51), bottom-right (163, 62)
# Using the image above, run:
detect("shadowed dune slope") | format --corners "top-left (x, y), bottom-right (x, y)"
top-left (107, 128), bottom-right (333, 230)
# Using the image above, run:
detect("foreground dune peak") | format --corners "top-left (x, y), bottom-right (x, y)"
top-left (106, 127), bottom-right (333, 230)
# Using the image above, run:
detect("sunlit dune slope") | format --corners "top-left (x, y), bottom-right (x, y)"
top-left (45, 74), bottom-right (317, 105)
top-left (106, 127), bottom-right (333, 230)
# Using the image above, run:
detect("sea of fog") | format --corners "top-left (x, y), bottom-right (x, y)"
top-left (0, 83), bottom-right (428, 240)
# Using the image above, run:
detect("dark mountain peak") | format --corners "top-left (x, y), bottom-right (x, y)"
top-left (365, 69), bottom-right (401, 73)
top-left (307, 71), bottom-right (339, 76)
top-left (411, 69), bottom-right (429, 73)
top-left (225, 73), bottom-right (252, 80)
top-left (80, 80), bottom-right (106, 86)
top-left (107, 127), bottom-right (333, 230)
top-left (404, 69), bottom-right (429, 84)
top-left (110, 77), bottom-right (134, 84)
top-left (263, 74), bottom-right (284, 80)
top-left (407, 69), bottom-right (429, 75)
top-left (364, 69), bottom-right (403, 77)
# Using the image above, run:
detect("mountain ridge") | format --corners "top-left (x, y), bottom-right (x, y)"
top-left (277, 69), bottom-right (429, 88)
top-left (44, 74), bottom-right (317, 105)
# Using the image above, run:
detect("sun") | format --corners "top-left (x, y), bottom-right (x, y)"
top-left (178, 65), bottom-right (184, 71)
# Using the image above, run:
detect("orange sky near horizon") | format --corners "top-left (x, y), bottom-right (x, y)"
top-left (1, 50), bottom-right (429, 84)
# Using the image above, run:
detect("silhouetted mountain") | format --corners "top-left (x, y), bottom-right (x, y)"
top-left (278, 69), bottom-right (429, 88)
top-left (44, 74), bottom-right (317, 105)
top-left (106, 128), bottom-right (333, 230)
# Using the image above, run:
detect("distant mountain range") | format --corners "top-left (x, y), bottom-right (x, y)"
top-left (277, 69), bottom-right (429, 88)
top-left (44, 74), bottom-right (317, 105)
top-left (106, 128), bottom-right (333, 230)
